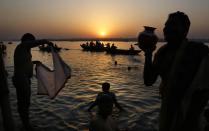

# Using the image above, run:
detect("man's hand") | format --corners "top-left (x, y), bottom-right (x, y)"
top-left (139, 44), bottom-right (156, 53)
top-left (39, 39), bottom-right (54, 46)
top-left (33, 61), bottom-right (42, 65)
top-left (47, 42), bottom-right (54, 47)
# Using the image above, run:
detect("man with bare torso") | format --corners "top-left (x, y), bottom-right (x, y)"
top-left (140, 11), bottom-right (209, 131)
top-left (13, 33), bottom-right (52, 130)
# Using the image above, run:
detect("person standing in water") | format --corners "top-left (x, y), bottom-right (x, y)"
top-left (88, 82), bottom-right (124, 112)
top-left (139, 11), bottom-right (209, 131)
top-left (12, 33), bottom-right (52, 130)
top-left (89, 94), bottom-right (120, 131)
top-left (0, 43), bottom-right (14, 131)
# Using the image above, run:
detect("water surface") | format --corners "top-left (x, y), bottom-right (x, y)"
top-left (3, 41), bottom-right (165, 131)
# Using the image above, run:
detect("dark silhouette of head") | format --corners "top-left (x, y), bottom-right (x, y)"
top-left (163, 11), bottom-right (190, 43)
top-left (21, 33), bottom-right (36, 42)
top-left (98, 94), bottom-right (113, 119)
top-left (102, 82), bottom-right (110, 92)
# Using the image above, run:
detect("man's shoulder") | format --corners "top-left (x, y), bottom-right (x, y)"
top-left (98, 92), bottom-right (115, 96)
top-left (15, 43), bottom-right (28, 50)
top-left (97, 92), bottom-right (103, 97)
top-left (156, 44), bottom-right (168, 53)
top-left (97, 92), bottom-right (116, 100)
top-left (187, 41), bottom-right (209, 54)
top-left (109, 92), bottom-right (116, 96)
top-left (188, 41), bottom-right (208, 50)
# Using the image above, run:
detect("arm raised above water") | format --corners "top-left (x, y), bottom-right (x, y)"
top-left (21, 39), bottom-right (53, 49)
top-left (143, 49), bottom-right (160, 86)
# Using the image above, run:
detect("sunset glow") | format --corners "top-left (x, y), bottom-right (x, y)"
top-left (0, 0), bottom-right (209, 40)
top-left (100, 31), bottom-right (106, 37)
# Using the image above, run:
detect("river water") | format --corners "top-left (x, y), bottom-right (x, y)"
top-left (2, 41), bottom-right (166, 131)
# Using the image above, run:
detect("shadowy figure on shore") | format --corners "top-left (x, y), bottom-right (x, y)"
top-left (12, 33), bottom-right (52, 131)
top-left (139, 11), bottom-right (209, 131)
top-left (88, 82), bottom-right (124, 112)
top-left (0, 43), bottom-right (15, 131)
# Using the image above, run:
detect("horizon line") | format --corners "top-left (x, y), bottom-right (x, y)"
top-left (1, 37), bottom-right (209, 42)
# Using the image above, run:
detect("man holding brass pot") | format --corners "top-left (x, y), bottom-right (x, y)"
top-left (138, 11), bottom-right (209, 131)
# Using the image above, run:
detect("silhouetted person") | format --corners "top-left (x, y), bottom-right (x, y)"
top-left (110, 44), bottom-right (117, 50)
top-left (129, 44), bottom-right (134, 50)
top-left (12, 33), bottom-right (52, 130)
top-left (106, 43), bottom-right (111, 49)
top-left (0, 44), bottom-right (15, 131)
top-left (140, 11), bottom-right (209, 131)
top-left (96, 41), bottom-right (101, 47)
top-left (88, 82), bottom-right (124, 112)
top-left (89, 93), bottom-right (120, 131)
top-left (90, 41), bottom-right (95, 47)
top-left (86, 42), bottom-right (89, 46)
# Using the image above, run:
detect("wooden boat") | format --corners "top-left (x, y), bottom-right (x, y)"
top-left (80, 44), bottom-right (106, 52)
top-left (81, 41), bottom-right (141, 55)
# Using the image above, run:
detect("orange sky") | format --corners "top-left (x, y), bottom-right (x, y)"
top-left (0, 0), bottom-right (209, 40)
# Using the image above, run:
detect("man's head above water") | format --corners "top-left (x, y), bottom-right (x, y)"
top-left (102, 82), bottom-right (110, 92)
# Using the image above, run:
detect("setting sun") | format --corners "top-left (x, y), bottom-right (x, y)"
top-left (100, 31), bottom-right (106, 37)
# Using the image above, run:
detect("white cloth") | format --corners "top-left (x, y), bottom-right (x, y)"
top-left (36, 47), bottom-right (71, 99)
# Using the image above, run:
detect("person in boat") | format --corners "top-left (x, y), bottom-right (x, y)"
top-left (96, 41), bottom-right (101, 46)
top-left (140, 11), bottom-right (209, 131)
top-left (110, 44), bottom-right (117, 51)
top-left (106, 43), bottom-right (111, 50)
top-left (86, 42), bottom-right (89, 46)
top-left (88, 82), bottom-right (124, 112)
top-left (0, 43), bottom-right (15, 131)
top-left (12, 33), bottom-right (53, 131)
top-left (101, 43), bottom-right (104, 48)
top-left (129, 44), bottom-right (134, 51)
top-left (90, 41), bottom-right (95, 48)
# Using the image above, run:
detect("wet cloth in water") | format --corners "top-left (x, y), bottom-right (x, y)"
top-left (36, 47), bottom-right (71, 99)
